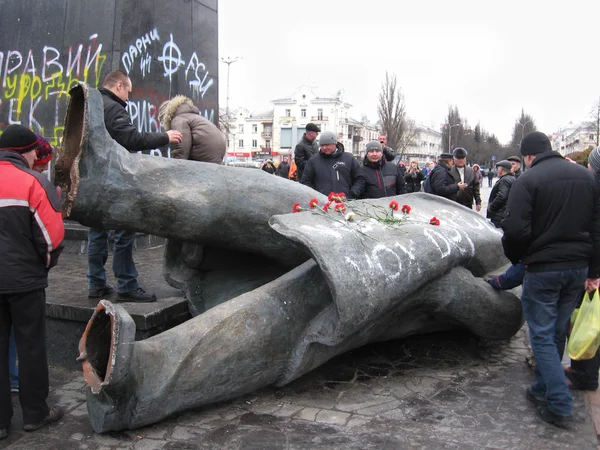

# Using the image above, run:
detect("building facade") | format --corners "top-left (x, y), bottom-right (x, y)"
top-left (552, 121), bottom-right (597, 156)
top-left (400, 124), bottom-right (442, 162)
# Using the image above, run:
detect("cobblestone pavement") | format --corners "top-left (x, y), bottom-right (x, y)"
top-left (1, 325), bottom-right (597, 449)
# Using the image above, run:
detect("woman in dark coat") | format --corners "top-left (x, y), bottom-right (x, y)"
top-left (404, 160), bottom-right (425, 193)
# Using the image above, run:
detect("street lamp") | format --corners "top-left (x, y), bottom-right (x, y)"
top-left (516, 120), bottom-right (532, 145)
top-left (448, 123), bottom-right (460, 153)
top-left (220, 56), bottom-right (242, 165)
top-left (220, 56), bottom-right (242, 116)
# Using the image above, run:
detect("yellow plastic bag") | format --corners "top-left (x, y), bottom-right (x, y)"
top-left (568, 290), bottom-right (600, 360)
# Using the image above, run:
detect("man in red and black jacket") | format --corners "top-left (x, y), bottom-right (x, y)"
top-left (0, 125), bottom-right (65, 439)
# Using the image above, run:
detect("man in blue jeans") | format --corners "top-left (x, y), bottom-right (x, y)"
top-left (502, 132), bottom-right (600, 429)
top-left (88, 70), bottom-right (182, 302)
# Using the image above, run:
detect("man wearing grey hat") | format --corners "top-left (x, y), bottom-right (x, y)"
top-left (486, 160), bottom-right (515, 227)
top-left (507, 156), bottom-right (523, 178)
top-left (356, 141), bottom-right (406, 199)
top-left (294, 123), bottom-right (320, 182)
top-left (502, 132), bottom-right (600, 428)
top-left (426, 152), bottom-right (467, 200)
top-left (450, 147), bottom-right (481, 210)
top-left (301, 130), bottom-right (362, 198)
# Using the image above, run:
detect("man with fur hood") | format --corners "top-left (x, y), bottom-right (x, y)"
top-left (159, 95), bottom-right (225, 163)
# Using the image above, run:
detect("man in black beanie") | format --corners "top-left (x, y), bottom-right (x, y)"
top-left (294, 123), bottom-right (320, 182)
top-left (502, 131), bottom-right (600, 428)
top-left (0, 125), bottom-right (65, 438)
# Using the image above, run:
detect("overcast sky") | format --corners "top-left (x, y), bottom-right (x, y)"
top-left (218, 0), bottom-right (599, 144)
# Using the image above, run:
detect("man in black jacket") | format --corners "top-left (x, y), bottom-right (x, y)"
top-left (507, 156), bottom-right (523, 178)
top-left (357, 141), bottom-right (406, 199)
top-left (450, 147), bottom-right (481, 210)
top-left (428, 153), bottom-right (467, 201)
top-left (486, 160), bottom-right (515, 227)
top-left (502, 132), bottom-right (600, 428)
top-left (294, 123), bottom-right (320, 182)
top-left (378, 134), bottom-right (396, 162)
top-left (301, 131), bottom-right (362, 198)
top-left (88, 70), bottom-right (183, 303)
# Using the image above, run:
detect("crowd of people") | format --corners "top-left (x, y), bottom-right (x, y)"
top-left (2, 75), bottom-right (600, 437)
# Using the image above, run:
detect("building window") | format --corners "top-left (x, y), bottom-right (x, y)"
top-left (285, 109), bottom-right (291, 117)
top-left (301, 109), bottom-right (306, 117)
top-left (252, 124), bottom-right (258, 133)
top-left (265, 140), bottom-right (271, 148)
top-left (317, 109), bottom-right (323, 120)
top-left (239, 139), bottom-right (244, 148)
top-left (252, 139), bottom-right (258, 148)
top-left (239, 124), bottom-right (244, 133)
top-left (591, 134), bottom-right (595, 140)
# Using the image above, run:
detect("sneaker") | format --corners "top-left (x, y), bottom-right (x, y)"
top-left (535, 406), bottom-right (573, 429)
top-left (23, 405), bottom-right (64, 432)
top-left (10, 386), bottom-right (18, 393)
top-left (0, 428), bottom-right (7, 440)
top-left (88, 283), bottom-right (116, 299)
top-left (117, 287), bottom-right (157, 303)
top-left (526, 388), bottom-right (548, 407)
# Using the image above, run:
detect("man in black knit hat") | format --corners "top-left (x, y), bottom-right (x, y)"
top-left (502, 132), bottom-right (600, 429)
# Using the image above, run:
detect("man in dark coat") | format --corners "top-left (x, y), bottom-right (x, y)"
top-left (301, 131), bottom-right (362, 198)
top-left (0, 125), bottom-right (65, 439)
top-left (378, 134), bottom-right (396, 162)
top-left (502, 132), bottom-right (600, 428)
top-left (277, 157), bottom-right (290, 178)
top-left (294, 123), bottom-right (320, 182)
top-left (428, 153), bottom-right (467, 201)
top-left (450, 147), bottom-right (481, 211)
top-left (508, 156), bottom-right (523, 178)
top-left (357, 141), bottom-right (406, 199)
top-left (486, 160), bottom-right (515, 227)
top-left (88, 70), bottom-right (183, 303)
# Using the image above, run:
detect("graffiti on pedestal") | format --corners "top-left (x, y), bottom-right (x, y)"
top-left (1, 24), bottom-right (217, 159)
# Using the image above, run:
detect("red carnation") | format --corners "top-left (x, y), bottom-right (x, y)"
top-left (323, 201), bottom-right (332, 212)
top-left (293, 203), bottom-right (303, 213)
top-left (401, 204), bottom-right (411, 214)
top-left (389, 200), bottom-right (399, 211)
top-left (429, 216), bottom-right (440, 226)
top-left (335, 203), bottom-right (347, 213)
top-left (328, 192), bottom-right (336, 201)
top-left (309, 198), bottom-right (319, 209)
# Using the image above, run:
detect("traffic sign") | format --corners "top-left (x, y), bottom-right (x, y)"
top-left (491, 156), bottom-right (496, 160)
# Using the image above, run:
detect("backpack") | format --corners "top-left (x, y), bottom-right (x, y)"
top-left (421, 167), bottom-right (437, 194)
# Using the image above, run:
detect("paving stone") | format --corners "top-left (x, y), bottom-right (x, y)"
top-left (357, 400), bottom-right (401, 416)
top-left (295, 407), bottom-right (321, 421)
top-left (315, 409), bottom-right (351, 426)
top-left (132, 439), bottom-right (167, 450)
top-left (170, 425), bottom-right (207, 440)
top-left (272, 403), bottom-right (304, 417)
top-left (335, 396), bottom-right (396, 413)
top-left (345, 414), bottom-right (372, 428)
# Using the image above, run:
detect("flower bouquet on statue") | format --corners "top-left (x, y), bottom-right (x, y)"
top-left (292, 193), bottom-right (441, 241)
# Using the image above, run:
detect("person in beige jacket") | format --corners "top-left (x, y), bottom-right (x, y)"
top-left (158, 95), bottom-right (225, 163)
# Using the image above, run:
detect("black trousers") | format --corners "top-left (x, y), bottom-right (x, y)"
top-left (0, 289), bottom-right (50, 428)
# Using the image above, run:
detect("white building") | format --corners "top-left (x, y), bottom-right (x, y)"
top-left (225, 108), bottom-right (274, 162)
top-left (401, 124), bottom-right (442, 162)
top-left (552, 121), bottom-right (597, 156)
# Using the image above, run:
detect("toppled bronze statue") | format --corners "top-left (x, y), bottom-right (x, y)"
top-left (58, 83), bottom-right (523, 432)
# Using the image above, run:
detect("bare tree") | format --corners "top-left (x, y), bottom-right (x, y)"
top-left (586, 98), bottom-right (600, 147)
top-left (510, 109), bottom-right (537, 149)
top-left (396, 119), bottom-right (418, 154)
top-left (441, 105), bottom-right (463, 153)
top-left (377, 72), bottom-right (412, 155)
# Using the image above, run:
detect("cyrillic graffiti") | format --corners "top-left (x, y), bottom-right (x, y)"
top-left (1, 28), bottom-right (216, 157)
